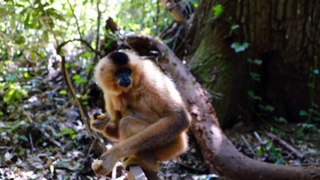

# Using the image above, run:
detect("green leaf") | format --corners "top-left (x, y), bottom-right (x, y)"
top-left (4, 89), bottom-right (16, 102)
top-left (15, 36), bottom-right (26, 45)
top-left (213, 4), bottom-right (224, 17)
top-left (61, 127), bottom-right (78, 139)
top-left (299, 110), bottom-right (309, 117)
top-left (231, 24), bottom-right (240, 32)
top-left (24, 13), bottom-right (30, 27)
top-left (253, 59), bottom-right (263, 66)
top-left (59, 89), bottom-right (68, 95)
top-left (0, 7), bottom-right (9, 18)
top-left (256, 146), bottom-right (265, 156)
top-left (23, 72), bottom-right (31, 79)
top-left (247, 90), bottom-right (262, 101)
top-left (61, 127), bottom-right (76, 136)
top-left (19, 135), bottom-right (29, 142)
top-left (313, 69), bottom-right (319, 75)
top-left (231, 42), bottom-right (249, 53)
top-left (249, 72), bottom-right (261, 81)
top-left (274, 117), bottom-right (287, 124)
top-left (72, 74), bottom-right (87, 85)
top-left (259, 104), bottom-right (275, 112)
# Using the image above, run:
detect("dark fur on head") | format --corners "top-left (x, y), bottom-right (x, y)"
top-left (109, 51), bottom-right (129, 65)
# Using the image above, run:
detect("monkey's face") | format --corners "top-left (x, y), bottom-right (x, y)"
top-left (115, 68), bottom-right (132, 88)
top-left (95, 50), bottom-right (139, 94)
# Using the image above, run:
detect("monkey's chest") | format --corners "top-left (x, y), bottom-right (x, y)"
top-left (124, 92), bottom-right (165, 119)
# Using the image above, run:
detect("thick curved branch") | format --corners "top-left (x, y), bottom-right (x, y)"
top-left (124, 34), bottom-right (320, 180)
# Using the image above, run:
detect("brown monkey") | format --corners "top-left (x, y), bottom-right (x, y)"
top-left (91, 50), bottom-right (191, 176)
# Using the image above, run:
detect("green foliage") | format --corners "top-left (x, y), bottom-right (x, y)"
top-left (72, 74), bottom-right (87, 85)
top-left (3, 84), bottom-right (27, 103)
top-left (247, 90), bottom-right (262, 101)
top-left (249, 72), bottom-right (261, 81)
top-left (59, 89), bottom-right (68, 95)
top-left (0, 0), bottom-right (176, 122)
top-left (247, 58), bottom-right (263, 66)
top-left (257, 140), bottom-right (285, 164)
top-left (109, 0), bottom-right (173, 35)
top-left (274, 117), bottom-right (287, 124)
top-left (259, 104), bottom-right (275, 113)
top-left (231, 42), bottom-right (250, 53)
top-left (60, 127), bottom-right (78, 139)
top-left (212, 4), bottom-right (224, 17)
top-left (298, 56), bottom-right (320, 132)
top-left (299, 110), bottom-right (309, 117)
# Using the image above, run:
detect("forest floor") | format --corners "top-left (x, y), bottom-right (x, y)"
top-left (0, 67), bottom-right (319, 180)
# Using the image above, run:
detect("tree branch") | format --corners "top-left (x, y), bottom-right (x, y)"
top-left (56, 39), bottom-right (93, 136)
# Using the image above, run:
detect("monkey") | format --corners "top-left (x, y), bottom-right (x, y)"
top-left (90, 50), bottom-right (191, 176)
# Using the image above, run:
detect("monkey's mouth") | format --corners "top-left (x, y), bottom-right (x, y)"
top-left (118, 78), bottom-right (131, 87)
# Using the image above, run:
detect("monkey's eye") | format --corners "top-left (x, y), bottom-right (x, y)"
top-left (115, 68), bottom-right (132, 77)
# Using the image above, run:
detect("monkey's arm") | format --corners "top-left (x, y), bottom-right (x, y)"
top-left (92, 110), bottom-right (190, 176)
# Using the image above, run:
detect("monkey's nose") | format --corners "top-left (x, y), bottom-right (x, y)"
top-left (119, 78), bottom-right (131, 87)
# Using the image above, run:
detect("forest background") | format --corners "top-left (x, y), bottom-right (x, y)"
top-left (0, 0), bottom-right (319, 179)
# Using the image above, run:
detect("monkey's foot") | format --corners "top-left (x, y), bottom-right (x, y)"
top-left (92, 156), bottom-right (117, 176)
top-left (123, 157), bottom-right (160, 172)
top-left (92, 159), bottom-right (104, 174)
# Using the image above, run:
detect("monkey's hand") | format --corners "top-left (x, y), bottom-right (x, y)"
top-left (91, 112), bottom-right (120, 141)
top-left (92, 149), bottom-right (119, 176)
top-left (90, 112), bottom-right (110, 132)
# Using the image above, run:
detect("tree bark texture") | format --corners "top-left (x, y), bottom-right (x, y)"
top-left (190, 0), bottom-right (320, 125)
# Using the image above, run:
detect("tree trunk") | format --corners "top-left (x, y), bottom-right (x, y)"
top-left (189, 0), bottom-right (320, 126)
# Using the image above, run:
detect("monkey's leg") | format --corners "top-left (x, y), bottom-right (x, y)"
top-left (119, 116), bottom-right (151, 139)
top-left (154, 131), bottom-right (188, 161)
top-left (123, 151), bottom-right (160, 172)
top-left (119, 116), bottom-right (160, 172)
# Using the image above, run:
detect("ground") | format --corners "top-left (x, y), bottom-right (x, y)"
top-left (0, 66), bottom-right (319, 180)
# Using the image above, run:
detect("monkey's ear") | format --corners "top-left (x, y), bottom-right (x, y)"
top-left (109, 51), bottom-right (129, 65)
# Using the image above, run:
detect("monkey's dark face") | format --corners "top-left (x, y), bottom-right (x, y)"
top-left (115, 68), bottom-right (132, 87)
top-left (108, 51), bottom-right (133, 88)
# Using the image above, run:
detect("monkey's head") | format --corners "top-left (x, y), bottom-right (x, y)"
top-left (94, 50), bottom-right (141, 95)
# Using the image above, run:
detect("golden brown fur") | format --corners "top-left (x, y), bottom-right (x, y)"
top-left (91, 50), bottom-right (191, 176)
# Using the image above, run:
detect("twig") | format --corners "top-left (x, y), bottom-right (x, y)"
top-left (155, 0), bottom-right (160, 35)
top-left (28, 133), bottom-right (35, 154)
top-left (41, 128), bottom-right (62, 147)
top-left (267, 132), bottom-right (304, 158)
top-left (84, 0), bottom-right (102, 95)
top-left (57, 38), bottom-right (102, 56)
top-left (0, 146), bottom-right (14, 150)
top-left (93, 1), bottom-right (102, 64)
top-left (241, 135), bottom-right (255, 155)
top-left (56, 39), bottom-right (100, 137)
top-left (66, 0), bottom-right (83, 39)
top-left (253, 131), bottom-right (263, 144)
top-left (60, 55), bottom-right (92, 135)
